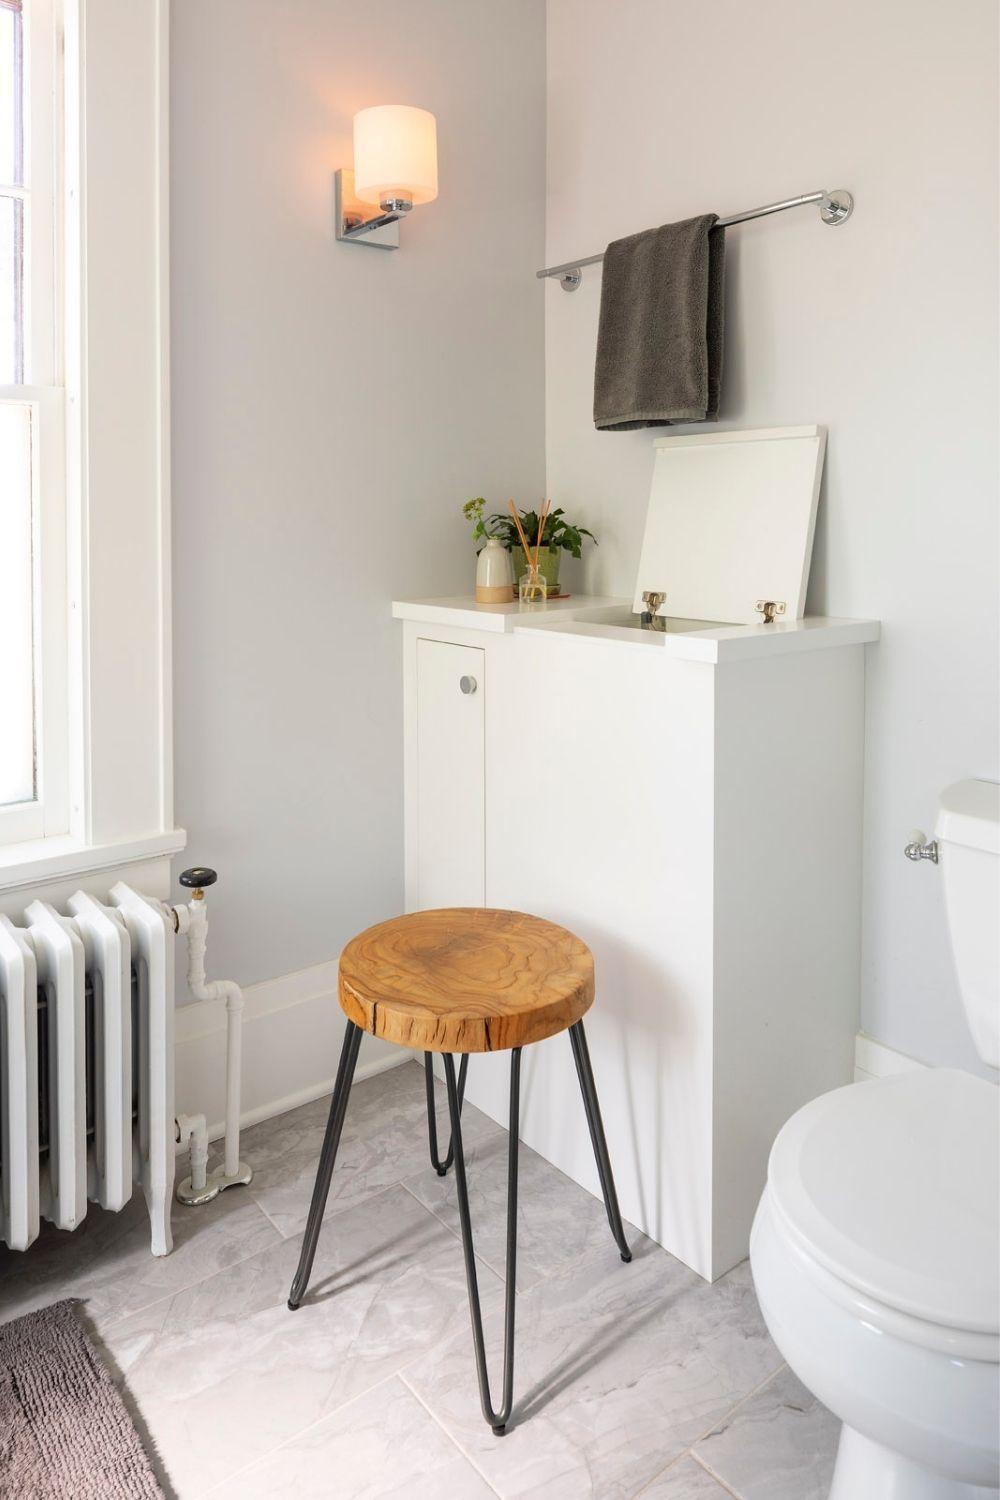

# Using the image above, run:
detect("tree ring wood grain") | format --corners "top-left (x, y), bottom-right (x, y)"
top-left (338, 908), bottom-right (595, 1054)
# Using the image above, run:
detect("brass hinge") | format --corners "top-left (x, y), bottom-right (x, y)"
top-left (755, 600), bottom-right (786, 624)
top-left (641, 591), bottom-right (668, 632)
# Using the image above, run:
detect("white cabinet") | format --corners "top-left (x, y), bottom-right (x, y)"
top-left (396, 594), bottom-right (879, 1281)
top-left (413, 638), bottom-right (485, 909)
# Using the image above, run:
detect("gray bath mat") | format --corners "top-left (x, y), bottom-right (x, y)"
top-left (0, 1299), bottom-right (164, 1498)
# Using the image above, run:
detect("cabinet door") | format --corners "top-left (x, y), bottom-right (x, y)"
top-left (415, 639), bottom-right (485, 909)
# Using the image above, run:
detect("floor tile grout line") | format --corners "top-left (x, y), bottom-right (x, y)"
top-left (273, 1176), bottom-right (415, 1242)
top-left (98, 1179), bottom-right (423, 1336)
top-left (0, 1201), bottom-right (175, 1319)
top-left (400, 1176), bottom-right (555, 1292)
top-left (398, 1167), bottom-right (633, 1296)
top-left (689, 1449), bottom-right (747, 1498)
top-left (247, 1194), bottom-right (286, 1239)
top-left (194, 1303), bottom-right (499, 1500)
top-left (101, 1181), bottom-right (501, 1452)
top-left (193, 1370), bottom-right (429, 1500)
top-left (193, 1374), bottom-right (394, 1497)
top-left (398, 1181), bottom-right (506, 1287)
top-left (12, 1097), bottom-right (433, 1329)
top-left (399, 1369), bottom-right (505, 1499)
top-left (96, 1073), bottom-right (784, 1500)
top-left (264, 1186), bottom-right (509, 1428)
top-left (629, 1449), bottom-right (697, 1499)
top-left (248, 1067), bottom-right (622, 1289)
top-left (248, 1165), bottom-right (413, 1239)
top-left (91, 1206), bottom-right (290, 1333)
top-left (686, 1360), bottom-right (787, 1448)
top-left (627, 1361), bottom-right (787, 1499)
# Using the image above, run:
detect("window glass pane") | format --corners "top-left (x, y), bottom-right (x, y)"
top-left (0, 401), bottom-right (34, 806)
top-left (0, 2), bottom-right (23, 185)
top-left (0, 192), bottom-right (22, 381)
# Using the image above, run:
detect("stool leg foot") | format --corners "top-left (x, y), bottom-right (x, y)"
top-left (425, 1052), bottom-right (468, 1175)
top-left (445, 1049), bottom-right (519, 1435)
top-left (569, 1021), bottom-right (632, 1263)
top-left (287, 1021), bottom-right (362, 1310)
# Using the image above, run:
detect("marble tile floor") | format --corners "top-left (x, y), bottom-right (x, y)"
top-left (0, 1060), bottom-right (840, 1499)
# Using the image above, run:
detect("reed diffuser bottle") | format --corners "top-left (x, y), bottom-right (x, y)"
top-left (510, 498), bottom-right (551, 608)
top-left (518, 564), bottom-right (547, 605)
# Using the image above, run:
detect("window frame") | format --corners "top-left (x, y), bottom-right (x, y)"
top-left (0, 0), bottom-right (180, 890)
top-left (0, 0), bottom-right (68, 848)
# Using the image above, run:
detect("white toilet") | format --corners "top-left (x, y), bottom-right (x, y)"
top-left (751, 779), bottom-right (1000, 1500)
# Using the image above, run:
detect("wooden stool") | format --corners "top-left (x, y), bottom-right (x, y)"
top-left (287, 908), bottom-right (631, 1434)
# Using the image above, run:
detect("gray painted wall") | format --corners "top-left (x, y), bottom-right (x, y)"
top-left (170, 0), bottom-right (546, 988)
top-left (171, 0), bottom-right (997, 1076)
top-left (544, 0), bottom-right (998, 1074)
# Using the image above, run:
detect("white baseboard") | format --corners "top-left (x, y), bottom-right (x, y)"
top-left (174, 958), bottom-right (407, 1143)
top-left (175, 1002), bottom-right (928, 1147)
top-left (854, 1032), bottom-right (926, 1083)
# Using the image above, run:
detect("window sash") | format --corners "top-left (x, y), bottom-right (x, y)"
top-left (0, 385), bottom-right (67, 844)
top-left (0, 0), bottom-right (66, 849)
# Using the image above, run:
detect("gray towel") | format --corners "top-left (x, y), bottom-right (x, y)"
top-left (593, 214), bottom-right (725, 430)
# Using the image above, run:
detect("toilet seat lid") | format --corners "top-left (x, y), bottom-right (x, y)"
top-left (768, 1069), bottom-right (1000, 1335)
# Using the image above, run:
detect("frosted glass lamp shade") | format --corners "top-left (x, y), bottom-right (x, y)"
top-left (353, 105), bottom-right (438, 208)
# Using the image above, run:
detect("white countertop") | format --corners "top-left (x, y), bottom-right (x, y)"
top-left (391, 594), bottom-right (626, 633)
top-left (392, 596), bottom-right (880, 661)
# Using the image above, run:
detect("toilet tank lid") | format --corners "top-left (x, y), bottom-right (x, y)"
top-left (935, 779), bottom-right (1000, 855)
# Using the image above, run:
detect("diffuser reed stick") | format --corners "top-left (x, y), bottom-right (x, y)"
top-left (508, 500), bottom-right (534, 567)
top-left (534, 498), bottom-right (551, 569)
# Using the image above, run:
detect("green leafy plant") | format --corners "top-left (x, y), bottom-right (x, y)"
top-left (461, 499), bottom-right (597, 558)
top-left (461, 497), bottom-right (497, 547)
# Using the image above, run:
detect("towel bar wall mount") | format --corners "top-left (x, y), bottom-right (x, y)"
top-left (539, 188), bottom-right (854, 291)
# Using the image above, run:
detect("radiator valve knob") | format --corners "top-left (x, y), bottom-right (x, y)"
top-left (179, 867), bottom-right (218, 901)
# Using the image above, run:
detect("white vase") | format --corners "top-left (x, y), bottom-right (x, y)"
top-left (475, 538), bottom-right (514, 603)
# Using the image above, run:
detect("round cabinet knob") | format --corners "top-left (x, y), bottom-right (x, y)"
top-left (459, 675), bottom-right (478, 695)
top-left (179, 866), bottom-right (218, 889)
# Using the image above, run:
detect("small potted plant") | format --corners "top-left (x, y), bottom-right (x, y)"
top-left (462, 499), bottom-right (597, 599)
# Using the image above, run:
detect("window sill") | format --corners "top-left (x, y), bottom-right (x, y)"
top-left (0, 828), bottom-right (187, 894)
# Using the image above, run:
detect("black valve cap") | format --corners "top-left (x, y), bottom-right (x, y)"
top-left (179, 867), bottom-right (218, 890)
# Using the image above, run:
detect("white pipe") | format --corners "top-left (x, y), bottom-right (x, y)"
top-left (175, 1112), bottom-right (209, 1192)
top-left (183, 899), bottom-right (245, 1181)
top-left (221, 985), bottom-right (243, 1180)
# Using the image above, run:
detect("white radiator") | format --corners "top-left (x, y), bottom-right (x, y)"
top-left (0, 882), bottom-right (175, 1257)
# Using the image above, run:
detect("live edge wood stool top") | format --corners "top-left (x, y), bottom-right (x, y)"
top-left (338, 908), bottom-right (595, 1054)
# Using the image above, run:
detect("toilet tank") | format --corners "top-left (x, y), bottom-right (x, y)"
top-left (935, 780), bottom-right (1000, 1067)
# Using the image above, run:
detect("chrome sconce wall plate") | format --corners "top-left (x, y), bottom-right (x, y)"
top-left (335, 168), bottom-right (401, 249)
top-left (335, 104), bottom-right (437, 252)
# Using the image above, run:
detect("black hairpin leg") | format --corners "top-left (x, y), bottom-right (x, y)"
top-left (445, 1048), bottom-right (520, 1436)
top-left (287, 1021), bottom-right (362, 1310)
top-left (569, 1020), bottom-right (632, 1263)
top-left (425, 1051), bottom-right (468, 1175)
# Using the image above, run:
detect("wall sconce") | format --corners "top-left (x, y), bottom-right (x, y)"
top-left (335, 105), bottom-right (438, 251)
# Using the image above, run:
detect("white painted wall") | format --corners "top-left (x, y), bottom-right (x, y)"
top-left (169, 0), bottom-right (546, 990)
top-left (545, 0), bottom-right (999, 1075)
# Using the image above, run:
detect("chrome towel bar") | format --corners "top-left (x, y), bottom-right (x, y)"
top-left (537, 188), bottom-right (854, 290)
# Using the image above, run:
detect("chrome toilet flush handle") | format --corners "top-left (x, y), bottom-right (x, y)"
top-left (904, 831), bottom-right (939, 864)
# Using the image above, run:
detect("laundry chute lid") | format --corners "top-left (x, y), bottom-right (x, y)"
top-left (632, 426), bottom-right (826, 625)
